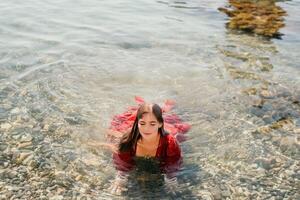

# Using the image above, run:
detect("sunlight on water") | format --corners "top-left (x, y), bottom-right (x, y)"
top-left (0, 0), bottom-right (299, 199)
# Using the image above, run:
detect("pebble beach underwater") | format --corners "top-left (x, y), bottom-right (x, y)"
top-left (0, 0), bottom-right (299, 199)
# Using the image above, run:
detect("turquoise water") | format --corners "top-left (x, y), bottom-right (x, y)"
top-left (0, 0), bottom-right (299, 199)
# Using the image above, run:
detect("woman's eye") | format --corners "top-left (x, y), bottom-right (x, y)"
top-left (151, 124), bottom-right (156, 126)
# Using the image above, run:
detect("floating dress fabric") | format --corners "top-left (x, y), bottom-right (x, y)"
top-left (109, 96), bottom-right (191, 143)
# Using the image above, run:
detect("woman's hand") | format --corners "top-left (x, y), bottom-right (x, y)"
top-left (108, 172), bottom-right (128, 195)
top-left (164, 175), bottom-right (179, 195)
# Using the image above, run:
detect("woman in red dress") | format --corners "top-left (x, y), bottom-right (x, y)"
top-left (107, 97), bottom-right (190, 195)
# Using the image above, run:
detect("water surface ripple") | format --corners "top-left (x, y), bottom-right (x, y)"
top-left (0, 0), bottom-right (299, 199)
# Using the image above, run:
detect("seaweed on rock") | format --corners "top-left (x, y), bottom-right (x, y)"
top-left (218, 0), bottom-right (287, 38)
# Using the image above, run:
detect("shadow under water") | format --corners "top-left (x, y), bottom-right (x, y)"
top-left (124, 158), bottom-right (209, 199)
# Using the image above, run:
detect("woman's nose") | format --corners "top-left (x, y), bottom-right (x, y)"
top-left (144, 126), bottom-right (150, 131)
top-left (144, 125), bottom-right (152, 132)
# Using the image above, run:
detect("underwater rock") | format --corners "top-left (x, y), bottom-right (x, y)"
top-left (10, 107), bottom-right (21, 115)
top-left (260, 90), bottom-right (275, 99)
top-left (255, 118), bottom-right (294, 135)
top-left (254, 158), bottom-right (278, 170)
top-left (279, 137), bottom-right (299, 158)
top-left (19, 133), bottom-right (33, 143)
top-left (242, 87), bottom-right (257, 95)
top-left (0, 108), bottom-right (8, 122)
top-left (15, 152), bottom-right (32, 165)
top-left (279, 136), bottom-right (297, 147)
top-left (229, 68), bottom-right (260, 80)
top-left (17, 141), bottom-right (33, 149)
top-left (209, 187), bottom-right (222, 200)
top-left (269, 118), bottom-right (294, 130)
top-left (218, 0), bottom-right (287, 37)
top-left (64, 113), bottom-right (86, 125)
top-left (197, 190), bottom-right (215, 200)
top-left (0, 123), bottom-right (12, 131)
top-left (256, 126), bottom-right (272, 135)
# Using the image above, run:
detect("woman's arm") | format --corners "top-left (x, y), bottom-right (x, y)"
top-left (164, 135), bottom-right (182, 178)
top-left (163, 135), bottom-right (182, 194)
top-left (109, 151), bottom-right (134, 195)
top-left (86, 140), bottom-right (118, 152)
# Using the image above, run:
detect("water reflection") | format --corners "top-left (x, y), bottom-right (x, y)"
top-left (0, 0), bottom-right (299, 199)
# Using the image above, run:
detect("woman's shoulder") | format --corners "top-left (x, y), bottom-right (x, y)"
top-left (113, 149), bottom-right (134, 162)
top-left (113, 150), bottom-right (135, 172)
top-left (163, 133), bottom-right (177, 144)
top-left (162, 133), bottom-right (181, 156)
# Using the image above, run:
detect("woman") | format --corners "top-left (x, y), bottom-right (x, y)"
top-left (109, 103), bottom-right (184, 195)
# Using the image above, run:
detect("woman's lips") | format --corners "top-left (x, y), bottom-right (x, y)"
top-left (143, 132), bottom-right (152, 135)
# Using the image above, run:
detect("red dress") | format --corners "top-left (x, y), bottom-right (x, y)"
top-left (113, 133), bottom-right (182, 175)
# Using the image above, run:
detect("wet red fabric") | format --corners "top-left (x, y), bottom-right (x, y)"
top-left (113, 133), bottom-right (182, 174)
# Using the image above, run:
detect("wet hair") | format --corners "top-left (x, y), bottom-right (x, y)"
top-left (119, 103), bottom-right (166, 152)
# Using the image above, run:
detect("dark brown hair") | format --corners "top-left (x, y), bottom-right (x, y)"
top-left (119, 103), bottom-right (166, 152)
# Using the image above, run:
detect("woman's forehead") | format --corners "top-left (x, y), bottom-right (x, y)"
top-left (139, 112), bottom-right (158, 121)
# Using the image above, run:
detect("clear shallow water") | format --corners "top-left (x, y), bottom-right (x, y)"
top-left (0, 0), bottom-right (299, 199)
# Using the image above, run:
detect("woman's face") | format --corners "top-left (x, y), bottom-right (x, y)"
top-left (138, 112), bottom-right (162, 140)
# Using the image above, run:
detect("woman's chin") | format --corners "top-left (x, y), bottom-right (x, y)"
top-left (141, 133), bottom-right (157, 139)
top-left (141, 133), bottom-right (152, 138)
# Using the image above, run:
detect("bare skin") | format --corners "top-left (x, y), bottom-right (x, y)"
top-left (86, 128), bottom-right (132, 153)
top-left (136, 112), bottom-right (162, 157)
top-left (86, 140), bottom-right (117, 152)
top-left (136, 133), bottom-right (160, 157)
